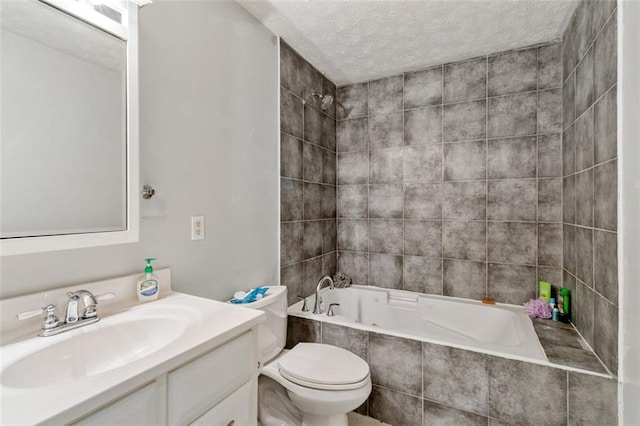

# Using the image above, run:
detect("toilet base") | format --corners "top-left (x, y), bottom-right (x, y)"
top-left (300, 413), bottom-right (347, 426)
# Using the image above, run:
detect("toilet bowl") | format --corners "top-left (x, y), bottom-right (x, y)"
top-left (240, 286), bottom-right (372, 426)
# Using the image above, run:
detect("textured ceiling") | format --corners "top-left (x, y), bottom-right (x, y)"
top-left (237, 0), bottom-right (578, 85)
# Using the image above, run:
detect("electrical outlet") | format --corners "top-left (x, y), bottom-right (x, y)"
top-left (191, 216), bottom-right (204, 240)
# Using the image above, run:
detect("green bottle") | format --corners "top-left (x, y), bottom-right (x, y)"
top-left (557, 287), bottom-right (571, 323)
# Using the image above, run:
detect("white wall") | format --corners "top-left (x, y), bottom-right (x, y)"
top-left (0, 0), bottom-right (279, 301)
top-left (619, 2), bottom-right (640, 424)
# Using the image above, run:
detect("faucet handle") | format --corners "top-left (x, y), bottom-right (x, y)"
top-left (297, 296), bottom-right (309, 312)
top-left (327, 303), bottom-right (340, 317)
top-left (16, 304), bottom-right (56, 320)
top-left (16, 304), bottom-right (59, 330)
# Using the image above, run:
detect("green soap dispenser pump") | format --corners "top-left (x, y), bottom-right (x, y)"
top-left (137, 258), bottom-right (159, 302)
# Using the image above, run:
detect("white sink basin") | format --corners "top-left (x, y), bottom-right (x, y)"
top-left (1, 317), bottom-right (187, 388)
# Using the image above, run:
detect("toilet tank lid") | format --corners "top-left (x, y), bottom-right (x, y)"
top-left (228, 286), bottom-right (287, 309)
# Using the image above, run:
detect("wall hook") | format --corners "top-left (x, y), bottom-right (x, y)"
top-left (142, 185), bottom-right (155, 199)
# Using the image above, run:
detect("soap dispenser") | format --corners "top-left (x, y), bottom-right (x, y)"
top-left (137, 258), bottom-right (159, 302)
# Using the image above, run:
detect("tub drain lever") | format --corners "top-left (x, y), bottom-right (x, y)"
top-left (327, 303), bottom-right (340, 317)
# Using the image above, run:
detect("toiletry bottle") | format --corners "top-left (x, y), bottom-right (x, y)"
top-left (558, 287), bottom-right (571, 323)
top-left (137, 258), bottom-right (159, 302)
top-left (550, 297), bottom-right (558, 321)
top-left (539, 281), bottom-right (552, 302)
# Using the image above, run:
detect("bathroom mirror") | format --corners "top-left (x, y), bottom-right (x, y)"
top-left (0, 0), bottom-right (139, 256)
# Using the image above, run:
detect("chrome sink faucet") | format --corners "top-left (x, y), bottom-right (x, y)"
top-left (17, 290), bottom-right (114, 337)
top-left (313, 275), bottom-right (334, 314)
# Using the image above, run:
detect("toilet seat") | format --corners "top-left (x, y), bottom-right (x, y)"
top-left (277, 343), bottom-right (370, 390)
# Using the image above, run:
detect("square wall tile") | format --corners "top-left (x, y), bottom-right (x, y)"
top-left (286, 316), bottom-right (320, 349)
top-left (573, 0), bottom-right (595, 60)
top-left (300, 61), bottom-right (323, 107)
top-left (303, 142), bottom-right (324, 183)
top-left (280, 41), bottom-right (304, 97)
top-left (443, 140), bottom-right (487, 181)
top-left (322, 114), bottom-right (337, 152)
top-left (594, 160), bottom-right (617, 231)
top-left (338, 151), bottom-right (368, 185)
top-left (304, 104), bottom-right (322, 145)
top-left (337, 185), bottom-right (369, 219)
top-left (281, 88), bottom-right (303, 138)
top-left (443, 57), bottom-right (487, 103)
top-left (488, 48), bottom-right (537, 96)
top-left (487, 222), bottom-right (537, 265)
top-left (563, 72), bottom-right (576, 130)
top-left (369, 386), bottom-right (422, 426)
top-left (281, 133), bottom-right (303, 181)
top-left (538, 134), bottom-right (562, 178)
top-left (443, 100), bottom-right (486, 142)
top-left (594, 295), bottom-right (618, 372)
top-left (404, 106), bottom-right (442, 145)
top-left (487, 136), bottom-right (537, 179)
top-left (369, 254), bottom-right (403, 289)
top-left (281, 263), bottom-right (303, 305)
top-left (337, 118), bottom-right (368, 153)
top-left (369, 333), bottom-right (422, 395)
top-left (488, 357), bottom-right (567, 426)
top-left (403, 256), bottom-right (442, 294)
top-left (369, 184), bottom-right (403, 218)
top-left (369, 75), bottom-right (403, 115)
top-left (404, 220), bottom-right (442, 257)
top-left (538, 43), bottom-right (562, 90)
top-left (404, 66), bottom-right (442, 108)
top-left (443, 221), bottom-right (487, 261)
top-left (538, 223), bottom-right (563, 267)
top-left (303, 220), bottom-right (323, 258)
top-left (322, 185), bottom-right (336, 219)
top-left (594, 229), bottom-right (618, 304)
top-left (488, 263), bottom-right (537, 304)
top-left (562, 14), bottom-right (578, 81)
top-left (487, 180), bottom-right (537, 221)
top-left (337, 219), bottom-right (368, 252)
top-left (337, 83), bottom-right (368, 119)
top-left (423, 342), bottom-right (489, 414)
top-left (568, 373), bottom-right (618, 426)
top-left (404, 144), bottom-right (442, 182)
top-left (443, 260), bottom-right (487, 300)
top-left (369, 147), bottom-right (404, 183)
top-left (321, 323), bottom-right (368, 361)
top-left (594, 87), bottom-right (617, 164)
top-left (303, 182), bottom-right (322, 220)
top-left (488, 92), bottom-right (537, 138)
top-left (574, 281), bottom-right (595, 347)
top-left (369, 112), bottom-right (403, 149)
top-left (322, 149), bottom-right (336, 184)
top-left (575, 107), bottom-right (594, 171)
top-left (595, 17), bottom-right (617, 99)
top-left (281, 222), bottom-right (303, 266)
top-left (563, 225), bottom-right (577, 275)
top-left (575, 226), bottom-right (593, 286)
top-left (404, 183), bottom-right (443, 219)
top-left (369, 219), bottom-right (403, 255)
top-left (322, 252), bottom-right (337, 279)
top-left (563, 125), bottom-right (576, 176)
top-left (442, 181), bottom-right (486, 220)
top-left (575, 47), bottom-right (594, 118)
top-left (538, 178), bottom-right (562, 223)
top-left (424, 402), bottom-right (487, 426)
top-left (337, 251), bottom-right (368, 285)
top-left (575, 169), bottom-right (594, 227)
top-left (323, 220), bottom-right (337, 253)
top-left (538, 89), bottom-right (563, 134)
top-left (563, 175), bottom-right (576, 224)
top-left (281, 178), bottom-right (303, 221)
top-left (302, 256), bottom-right (323, 296)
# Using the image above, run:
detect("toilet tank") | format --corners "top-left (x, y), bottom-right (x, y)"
top-left (239, 286), bottom-right (287, 364)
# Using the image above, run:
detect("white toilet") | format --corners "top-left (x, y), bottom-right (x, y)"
top-left (245, 286), bottom-right (371, 426)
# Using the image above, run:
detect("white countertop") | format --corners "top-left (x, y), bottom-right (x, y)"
top-left (0, 291), bottom-right (264, 425)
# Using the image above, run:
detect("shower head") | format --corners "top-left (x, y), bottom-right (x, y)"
top-left (312, 92), bottom-right (334, 110)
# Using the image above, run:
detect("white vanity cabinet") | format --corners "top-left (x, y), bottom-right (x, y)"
top-left (72, 330), bottom-right (259, 426)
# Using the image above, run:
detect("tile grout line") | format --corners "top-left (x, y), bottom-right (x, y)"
top-left (485, 55), bottom-right (489, 298)
top-left (441, 64), bottom-right (445, 296)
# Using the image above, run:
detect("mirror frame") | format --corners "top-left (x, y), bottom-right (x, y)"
top-left (0, 0), bottom-right (139, 256)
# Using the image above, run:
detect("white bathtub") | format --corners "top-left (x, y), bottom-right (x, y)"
top-left (289, 286), bottom-right (547, 363)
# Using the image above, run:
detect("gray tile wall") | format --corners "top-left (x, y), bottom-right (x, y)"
top-left (280, 41), bottom-right (338, 305)
top-left (562, 0), bottom-right (618, 374)
top-left (287, 317), bottom-right (618, 425)
top-left (336, 42), bottom-right (564, 306)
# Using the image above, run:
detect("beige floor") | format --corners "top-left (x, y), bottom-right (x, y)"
top-left (347, 412), bottom-right (391, 426)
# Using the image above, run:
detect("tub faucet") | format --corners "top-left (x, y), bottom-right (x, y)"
top-left (313, 275), bottom-right (334, 314)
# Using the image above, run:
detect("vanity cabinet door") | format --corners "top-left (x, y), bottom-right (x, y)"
top-left (72, 381), bottom-right (161, 426)
top-left (167, 332), bottom-right (254, 425)
top-left (190, 381), bottom-right (252, 426)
